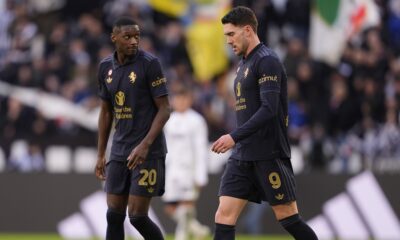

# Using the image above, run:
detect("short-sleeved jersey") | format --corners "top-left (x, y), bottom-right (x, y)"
top-left (98, 50), bottom-right (168, 161)
top-left (230, 43), bottom-right (291, 161)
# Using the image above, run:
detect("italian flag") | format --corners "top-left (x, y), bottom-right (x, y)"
top-left (309, 0), bottom-right (380, 66)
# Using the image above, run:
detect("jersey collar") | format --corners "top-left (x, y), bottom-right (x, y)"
top-left (243, 43), bottom-right (263, 62)
top-left (112, 50), bottom-right (140, 69)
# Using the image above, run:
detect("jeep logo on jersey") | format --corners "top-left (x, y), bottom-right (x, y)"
top-left (129, 71), bottom-right (136, 84)
top-left (115, 91), bottom-right (125, 106)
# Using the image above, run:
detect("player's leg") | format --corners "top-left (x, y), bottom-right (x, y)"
top-left (128, 157), bottom-right (165, 240)
top-left (186, 203), bottom-right (211, 240)
top-left (257, 159), bottom-right (318, 240)
top-left (214, 196), bottom-right (247, 240)
top-left (272, 201), bottom-right (318, 239)
top-left (105, 161), bottom-right (130, 240)
top-left (172, 201), bottom-right (210, 240)
top-left (128, 195), bottom-right (164, 240)
top-left (164, 202), bottom-right (187, 240)
top-left (173, 202), bottom-right (191, 240)
top-left (106, 194), bottom-right (128, 240)
top-left (214, 159), bottom-right (258, 240)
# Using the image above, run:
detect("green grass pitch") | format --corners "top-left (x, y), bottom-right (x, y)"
top-left (0, 234), bottom-right (292, 240)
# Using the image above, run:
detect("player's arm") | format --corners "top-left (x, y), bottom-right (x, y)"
top-left (96, 100), bottom-right (113, 179)
top-left (229, 56), bottom-right (282, 143)
top-left (95, 63), bottom-right (113, 180)
top-left (127, 96), bottom-right (170, 169)
top-left (212, 57), bottom-right (282, 153)
top-left (127, 58), bottom-right (171, 169)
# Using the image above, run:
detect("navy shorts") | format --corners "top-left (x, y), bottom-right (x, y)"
top-left (105, 157), bottom-right (165, 197)
top-left (219, 158), bottom-right (296, 205)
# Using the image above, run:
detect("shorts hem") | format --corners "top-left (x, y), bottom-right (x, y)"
top-left (269, 197), bottom-right (297, 206)
top-left (218, 193), bottom-right (262, 204)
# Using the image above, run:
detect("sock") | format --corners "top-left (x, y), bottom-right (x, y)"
top-left (129, 215), bottom-right (164, 240)
top-left (106, 209), bottom-right (126, 240)
top-left (186, 207), bottom-right (210, 238)
top-left (173, 206), bottom-right (191, 240)
top-left (189, 218), bottom-right (210, 238)
top-left (213, 223), bottom-right (235, 240)
top-left (279, 214), bottom-right (318, 240)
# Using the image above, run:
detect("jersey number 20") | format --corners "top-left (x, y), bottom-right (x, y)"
top-left (139, 169), bottom-right (157, 186)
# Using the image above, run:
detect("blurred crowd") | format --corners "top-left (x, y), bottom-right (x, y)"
top-left (0, 0), bottom-right (399, 174)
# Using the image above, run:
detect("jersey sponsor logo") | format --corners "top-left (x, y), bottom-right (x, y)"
top-left (129, 71), bottom-right (136, 84)
top-left (235, 97), bottom-right (246, 111)
top-left (258, 74), bottom-right (278, 84)
top-left (151, 77), bottom-right (167, 87)
top-left (115, 91), bottom-right (125, 106)
top-left (106, 69), bottom-right (112, 83)
top-left (275, 193), bottom-right (284, 200)
top-left (114, 91), bottom-right (133, 119)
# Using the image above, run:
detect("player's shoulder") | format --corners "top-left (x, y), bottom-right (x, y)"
top-left (98, 55), bottom-right (113, 78)
top-left (256, 44), bottom-right (280, 61)
top-left (138, 49), bottom-right (159, 64)
top-left (187, 109), bottom-right (207, 124)
top-left (99, 54), bottom-right (113, 71)
top-left (254, 45), bottom-right (283, 70)
top-left (99, 54), bottom-right (113, 66)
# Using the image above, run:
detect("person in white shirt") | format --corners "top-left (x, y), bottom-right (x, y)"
top-left (163, 86), bottom-right (210, 240)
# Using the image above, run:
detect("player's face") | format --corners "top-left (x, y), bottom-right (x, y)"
top-left (171, 93), bottom-right (192, 113)
top-left (223, 23), bottom-right (248, 56)
top-left (111, 25), bottom-right (140, 56)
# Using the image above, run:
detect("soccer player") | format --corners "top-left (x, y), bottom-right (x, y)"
top-left (211, 6), bottom-right (318, 240)
top-left (95, 17), bottom-right (170, 240)
top-left (163, 86), bottom-right (210, 240)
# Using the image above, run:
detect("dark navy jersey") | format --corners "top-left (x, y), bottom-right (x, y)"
top-left (98, 50), bottom-right (168, 161)
top-left (230, 43), bottom-right (291, 161)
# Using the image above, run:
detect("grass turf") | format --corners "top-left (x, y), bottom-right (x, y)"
top-left (0, 234), bottom-right (292, 240)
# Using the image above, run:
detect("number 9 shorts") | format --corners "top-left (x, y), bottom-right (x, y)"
top-left (218, 158), bottom-right (296, 205)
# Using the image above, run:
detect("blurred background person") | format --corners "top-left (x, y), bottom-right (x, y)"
top-left (163, 85), bottom-right (210, 240)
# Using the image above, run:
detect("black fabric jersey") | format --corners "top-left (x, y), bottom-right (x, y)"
top-left (230, 43), bottom-right (291, 161)
top-left (98, 50), bottom-right (168, 161)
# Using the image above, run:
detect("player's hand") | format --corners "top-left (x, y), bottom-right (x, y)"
top-left (127, 142), bottom-right (149, 170)
top-left (95, 156), bottom-right (106, 180)
top-left (211, 134), bottom-right (235, 154)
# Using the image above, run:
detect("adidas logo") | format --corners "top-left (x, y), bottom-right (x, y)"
top-left (57, 191), bottom-right (165, 239)
top-left (307, 171), bottom-right (400, 240)
top-left (275, 193), bottom-right (284, 200)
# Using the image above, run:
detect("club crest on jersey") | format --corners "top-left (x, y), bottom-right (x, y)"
top-left (129, 71), bottom-right (136, 84)
top-left (106, 69), bottom-right (112, 83)
top-left (244, 68), bottom-right (249, 78)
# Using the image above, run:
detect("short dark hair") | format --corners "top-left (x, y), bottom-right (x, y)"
top-left (221, 6), bottom-right (258, 33)
top-left (112, 17), bottom-right (138, 29)
top-left (172, 84), bottom-right (191, 96)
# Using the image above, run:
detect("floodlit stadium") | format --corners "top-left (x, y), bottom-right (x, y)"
top-left (0, 0), bottom-right (400, 239)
